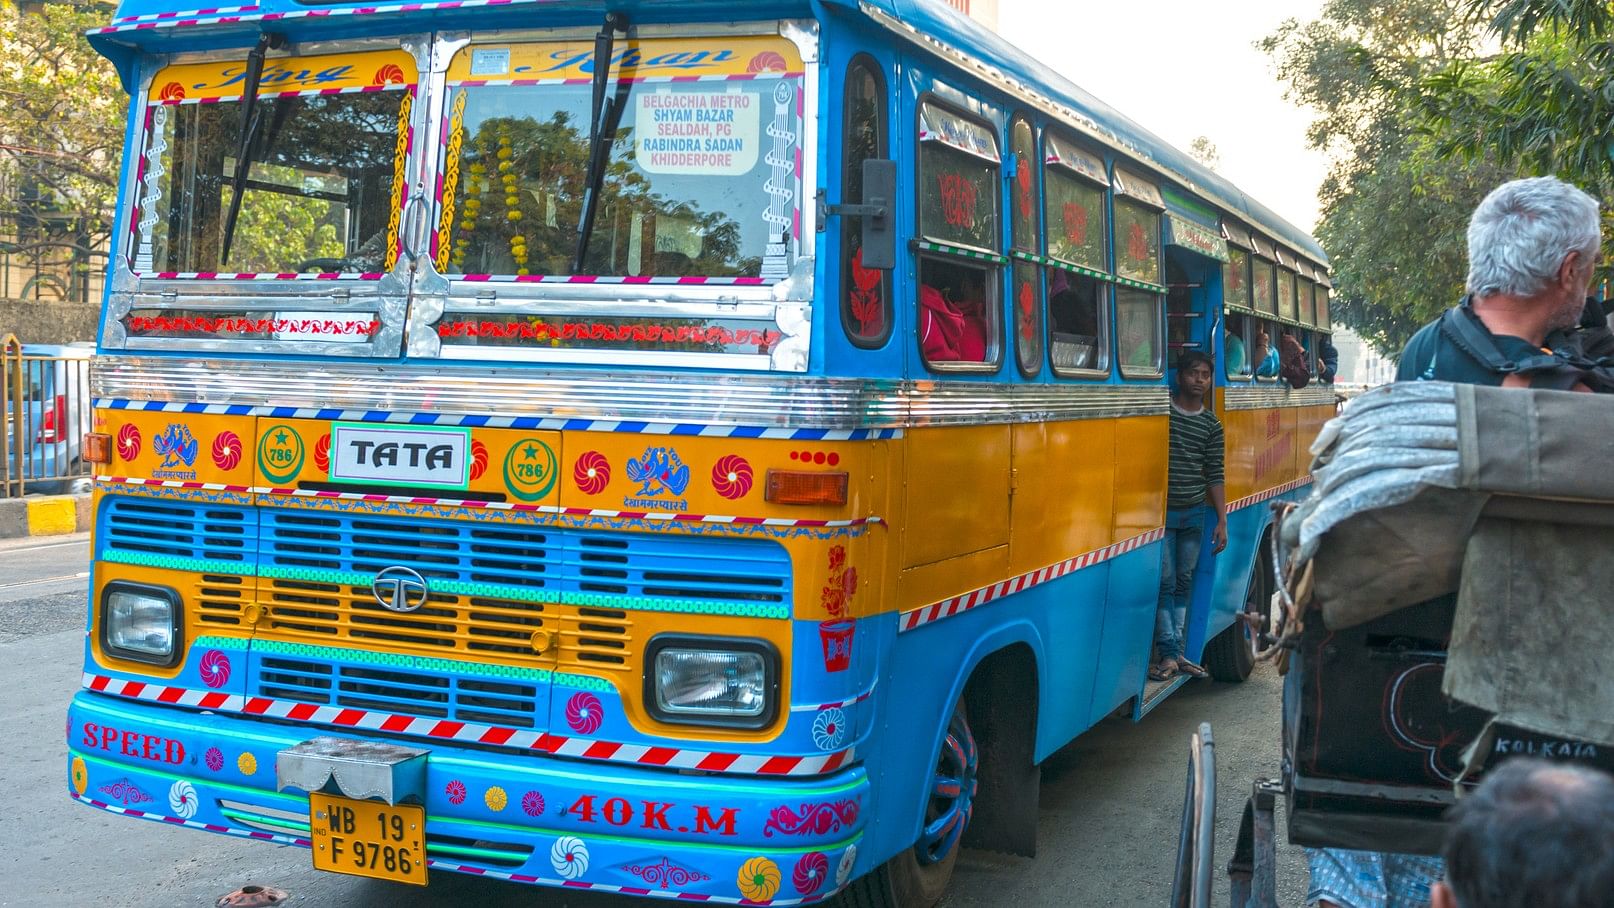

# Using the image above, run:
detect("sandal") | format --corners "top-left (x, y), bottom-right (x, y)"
top-left (1148, 660), bottom-right (1178, 682)
top-left (1176, 658), bottom-right (1209, 679)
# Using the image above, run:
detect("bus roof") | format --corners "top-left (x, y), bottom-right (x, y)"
top-left (90, 0), bottom-right (1326, 269)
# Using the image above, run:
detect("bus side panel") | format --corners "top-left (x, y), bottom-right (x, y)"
top-left (899, 425), bottom-right (1011, 572)
top-left (1086, 414), bottom-right (1166, 724)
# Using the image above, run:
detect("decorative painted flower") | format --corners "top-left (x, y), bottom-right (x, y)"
top-left (848, 248), bottom-right (884, 337)
top-left (711, 454), bottom-right (753, 500)
top-left (469, 440), bottom-right (490, 481)
top-left (572, 451), bottom-right (610, 495)
top-left (205, 747), bottom-right (224, 772)
top-left (237, 752), bottom-right (257, 776)
top-left (835, 844), bottom-right (858, 887)
top-left (1015, 158), bottom-right (1034, 222)
top-left (811, 707), bottom-right (848, 751)
top-left (198, 649), bottom-right (231, 689)
top-left (116, 424), bottom-right (141, 462)
top-left (70, 756), bottom-right (88, 795)
top-left (210, 431), bottom-right (242, 471)
top-left (521, 790), bottom-right (545, 817)
top-left (793, 852), bottom-right (829, 895)
top-left (746, 51), bottom-right (788, 73)
top-left (446, 780), bottom-right (467, 805)
top-left (313, 433), bottom-right (332, 472)
top-left (1018, 281), bottom-right (1038, 349)
top-left (565, 692), bottom-right (603, 734)
top-left (373, 63), bottom-right (407, 85)
top-left (1063, 202), bottom-right (1089, 246)
top-left (736, 856), bottom-right (782, 902)
top-left (485, 786), bottom-right (507, 812)
top-left (550, 836), bottom-right (589, 879)
top-left (168, 779), bottom-right (198, 819)
top-left (158, 82), bottom-right (185, 102)
top-left (1127, 222), bottom-right (1150, 265)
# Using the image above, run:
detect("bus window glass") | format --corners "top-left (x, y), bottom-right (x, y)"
top-left (1114, 199), bottom-right (1161, 285)
top-left (1013, 261), bottom-right (1042, 376)
top-left (917, 103), bottom-right (1000, 252)
top-left (1277, 268), bottom-right (1297, 322)
top-left (919, 256), bottom-right (999, 367)
top-left (842, 56), bottom-right (889, 347)
top-left (1116, 287), bottom-right (1161, 376)
top-left (1223, 248), bottom-right (1252, 311)
top-left (133, 50), bottom-right (415, 276)
top-left (438, 39), bottom-right (803, 279)
top-left (1252, 257), bottom-right (1276, 315)
top-left (1049, 269), bottom-right (1106, 374)
top-left (1009, 118), bottom-right (1037, 253)
top-left (1318, 286), bottom-right (1331, 328)
top-left (1225, 312), bottom-right (1260, 379)
top-left (1299, 278), bottom-right (1316, 326)
top-left (1044, 135), bottom-right (1107, 270)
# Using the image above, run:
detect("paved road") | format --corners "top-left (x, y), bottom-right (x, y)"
top-left (2, 537), bottom-right (1305, 907)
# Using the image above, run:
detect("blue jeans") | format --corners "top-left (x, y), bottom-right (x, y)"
top-left (1155, 506), bottom-right (1206, 662)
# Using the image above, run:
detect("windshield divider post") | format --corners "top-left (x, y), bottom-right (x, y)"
top-left (219, 31), bottom-right (288, 266)
top-left (572, 11), bottom-right (630, 275)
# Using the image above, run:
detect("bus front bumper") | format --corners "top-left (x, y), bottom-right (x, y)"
top-left (67, 690), bottom-right (866, 904)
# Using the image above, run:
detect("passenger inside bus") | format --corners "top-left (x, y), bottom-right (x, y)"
top-left (919, 258), bottom-right (994, 364)
top-left (1048, 269), bottom-right (1101, 370)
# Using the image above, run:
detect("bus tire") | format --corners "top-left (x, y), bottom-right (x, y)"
top-left (838, 699), bottom-right (977, 908)
top-left (1204, 533), bottom-right (1272, 683)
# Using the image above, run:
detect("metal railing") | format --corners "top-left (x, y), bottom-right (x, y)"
top-left (0, 335), bottom-right (94, 496)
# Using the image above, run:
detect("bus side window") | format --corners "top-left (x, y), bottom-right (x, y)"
top-left (1009, 115), bottom-right (1042, 377)
top-left (1113, 167), bottom-right (1164, 378)
top-left (1043, 132), bottom-right (1110, 376)
top-left (842, 55), bottom-right (890, 348)
top-left (916, 101), bottom-right (1002, 370)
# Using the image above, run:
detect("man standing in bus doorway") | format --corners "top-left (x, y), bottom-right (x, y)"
top-left (1308, 176), bottom-right (1605, 908)
top-left (1151, 350), bottom-right (1227, 681)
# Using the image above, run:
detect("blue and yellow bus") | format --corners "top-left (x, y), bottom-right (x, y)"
top-left (70, 0), bottom-right (1334, 904)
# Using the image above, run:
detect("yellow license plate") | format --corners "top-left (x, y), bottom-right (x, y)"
top-left (309, 793), bottom-right (428, 886)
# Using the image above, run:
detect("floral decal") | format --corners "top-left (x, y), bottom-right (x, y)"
top-left (1126, 222), bottom-right (1150, 266)
top-left (793, 852), bottom-right (829, 895)
top-left (1063, 202), bottom-right (1089, 246)
top-left (821, 545), bottom-right (858, 618)
top-left (521, 790), bottom-right (545, 817)
top-left (1014, 156), bottom-right (1034, 223)
top-left (1017, 278), bottom-right (1038, 352)
top-left (848, 247), bottom-right (884, 338)
top-left (764, 799), bottom-right (861, 837)
top-left (445, 780), bottom-right (466, 805)
top-left (936, 171), bottom-right (979, 230)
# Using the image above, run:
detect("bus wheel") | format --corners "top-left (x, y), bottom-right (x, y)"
top-left (839, 700), bottom-right (978, 908)
top-left (1205, 536), bottom-right (1272, 682)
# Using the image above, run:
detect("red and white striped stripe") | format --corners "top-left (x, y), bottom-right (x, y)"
top-left (82, 673), bottom-right (853, 777)
top-left (157, 83), bottom-right (412, 106)
top-left (95, 476), bottom-right (884, 528)
top-left (140, 271), bottom-right (384, 280)
top-left (447, 72), bottom-right (802, 89)
top-left (899, 527), bottom-right (1168, 633)
top-left (71, 792), bottom-right (311, 847)
top-left (792, 682), bottom-right (877, 713)
top-left (116, 4), bottom-right (259, 23)
top-left (1230, 476), bottom-right (1313, 512)
top-left (99, 0), bottom-right (572, 34)
top-left (454, 273), bottom-right (771, 285)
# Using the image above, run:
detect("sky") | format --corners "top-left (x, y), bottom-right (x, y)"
top-left (998, 0), bottom-right (1329, 234)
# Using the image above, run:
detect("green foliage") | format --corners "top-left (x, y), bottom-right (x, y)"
top-left (0, 1), bottom-right (122, 256)
top-left (1263, 0), bottom-right (1511, 355)
top-left (1468, 0), bottom-right (1614, 45)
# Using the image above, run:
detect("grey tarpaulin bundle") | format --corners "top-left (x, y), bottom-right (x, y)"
top-left (1278, 382), bottom-right (1614, 756)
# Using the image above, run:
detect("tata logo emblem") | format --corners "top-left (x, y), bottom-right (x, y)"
top-left (371, 566), bottom-right (429, 613)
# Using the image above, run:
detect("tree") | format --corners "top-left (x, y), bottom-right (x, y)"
top-left (1421, 1), bottom-right (1614, 198)
top-left (0, 1), bottom-right (122, 293)
top-left (1262, 0), bottom-right (1518, 354)
top-left (1189, 136), bottom-right (1220, 171)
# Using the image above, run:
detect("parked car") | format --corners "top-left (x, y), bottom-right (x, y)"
top-left (9, 343), bottom-right (93, 495)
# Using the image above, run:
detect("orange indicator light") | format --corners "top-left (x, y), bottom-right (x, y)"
top-left (764, 470), bottom-right (849, 506)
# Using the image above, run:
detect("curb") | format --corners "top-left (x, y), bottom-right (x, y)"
top-left (0, 493), bottom-right (92, 538)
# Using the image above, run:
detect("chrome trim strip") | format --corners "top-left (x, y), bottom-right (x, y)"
top-left (1223, 385), bottom-right (1338, 411)
top-left (94, 358), bottom-right (1169, 428)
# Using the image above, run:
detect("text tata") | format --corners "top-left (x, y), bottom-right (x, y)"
top-left (535, 48), bottom-right (736, 74)
top-left (347, 439), bottom-right (456, 470)
top-left (564, 794), bottom-right (739, 837)
top-left (81, 722), bottom-right (185, 764)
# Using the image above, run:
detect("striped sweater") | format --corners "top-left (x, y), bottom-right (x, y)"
top-left (1167, 401), bottom-right (1224, 509)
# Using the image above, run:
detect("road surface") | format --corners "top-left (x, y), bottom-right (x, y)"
top-left (0, 534), bottom-right (1306, 906)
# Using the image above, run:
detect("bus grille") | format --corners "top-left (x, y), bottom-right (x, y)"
top-left (256, 656), bottom-right (543, 728)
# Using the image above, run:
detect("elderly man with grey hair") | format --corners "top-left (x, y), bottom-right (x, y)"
top-left (1398, 175), bottom-right (1606, 389)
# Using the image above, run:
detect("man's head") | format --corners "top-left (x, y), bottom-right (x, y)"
top-left (1466, 176), bottom-right (1602, 330)
top-left (1175, 351), bottom-right (1213, 401)
top-left (1431, 758), bottom-right (1614, 908)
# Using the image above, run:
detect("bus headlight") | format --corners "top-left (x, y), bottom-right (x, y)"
top-left (646, 636), bottom-right (778, 729)
top-left (102, 583), bottom-right (181, 666)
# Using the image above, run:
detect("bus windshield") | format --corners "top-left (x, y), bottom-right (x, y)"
top-left (132, 50), bottom-right (414, 277)
top-left (435, 38), bottom-right (803, 281)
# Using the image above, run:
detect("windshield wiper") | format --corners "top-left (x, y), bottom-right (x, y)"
top-left (572, 12), bottom-right (630, 274)
top-left (219, 32), bottom-right (287, 266)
